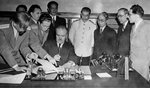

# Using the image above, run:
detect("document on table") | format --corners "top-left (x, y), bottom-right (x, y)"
top-left (96, 72), bottom-right (112, 78)
top-left (0, 73), bottom-right (26, 84)
top-left (80, 66), bottom-right (91, 75)
top-left (84, 75), bottom-right (92, 80)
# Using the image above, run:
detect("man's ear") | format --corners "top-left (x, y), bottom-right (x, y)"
top-left (47, 8), bottom-right (50, 13)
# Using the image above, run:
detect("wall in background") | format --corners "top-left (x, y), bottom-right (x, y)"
top-left (0, 0), bottom-right (150, 14)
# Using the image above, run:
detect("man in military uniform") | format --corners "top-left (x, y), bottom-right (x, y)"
top-left (69, 7), bottom-right (96, 65)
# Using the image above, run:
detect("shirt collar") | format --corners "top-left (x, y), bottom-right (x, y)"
top-left (31, 18), bottom-right (38, 24)
top-left (123, 21), bottom-right (128, 29)
top-left (12, 22), bottom-right (18, 37)
top-left (135, 19), bottom-right (143, 30)
top-left (80, 19), bottom-right (89, 24)
top-left (50, 15), bottom-right (56, 21)
top-left (57, 42), bottom-right (64, 48)
top-left (100, 25), bottom-right (106, 32)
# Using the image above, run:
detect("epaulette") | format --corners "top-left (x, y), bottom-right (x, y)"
top-left (89, 20), bottom-right (95, 25)
top-left (0, 24), bottom-right (9, 29)
top-left (72, 19), bottom-right (80, 23)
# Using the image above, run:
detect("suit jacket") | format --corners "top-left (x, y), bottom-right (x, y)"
top-left (117, 22), bottom-right (132, 56)
top-left (43, 40), bottom-right (77, 66)
top-left (29, 18), bottom-right (37, 26)
top-left (0, 23), bottom-right (31, 67)
top-left (93, 25), bottom-right (117, 59)
top-left (29, 24), bottom-right (49, 59)
top-left (130, 20), bottom-right (150, 81)
top-left (47, 16), bottom-right (66, 40)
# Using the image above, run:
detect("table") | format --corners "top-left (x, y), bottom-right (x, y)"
top-left (0, 65), bottom-right (150, 88)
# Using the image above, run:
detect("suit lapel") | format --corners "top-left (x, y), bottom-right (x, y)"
top-left (15, 32), bottom-right (27, 50)
top-left (38, 25), bottom-right (44, 44)
top-left (4, 24), bottom-right (16, 48)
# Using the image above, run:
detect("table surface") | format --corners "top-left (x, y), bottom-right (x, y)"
top-left (0, 64), bottom-right (150, 88)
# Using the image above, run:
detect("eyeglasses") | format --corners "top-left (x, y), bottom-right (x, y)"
top-left (117, 14), bottom-right (125, 18)
top-left (97, 19), bottom-right (106, 22)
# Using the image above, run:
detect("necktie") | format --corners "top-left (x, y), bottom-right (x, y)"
top-left (100, 28), bottom-right (102, 34)
top-left (52, 17), bottom-right (55, 26)
top-left (58, 43), bottom-right (61, 55)
top-left (122, 27), bottom-right (125, 32)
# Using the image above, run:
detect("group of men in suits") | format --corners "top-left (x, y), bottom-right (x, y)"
top-left (0, 1), bottom-right (149, 80)
top-left (0, 1), bottom-right (68, 71)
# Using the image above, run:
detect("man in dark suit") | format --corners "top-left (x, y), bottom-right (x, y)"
top-left (28, 4), bottom-right (42, 26)
top-left (117, 8), bottom-right (132, 56)
top-left (47, 1), bottom-right (66, 40)
top-left (93, 12), bottom-right (117, 60)
top-left (116, 8), bottom-right (132, 74)
top-left (43, 26), bottom-right (77, 67)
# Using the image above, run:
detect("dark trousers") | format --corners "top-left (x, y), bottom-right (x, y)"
top-left (117, 56), bottom-right (132, 75)
top-left (77, 56), bottom-right (91, 66)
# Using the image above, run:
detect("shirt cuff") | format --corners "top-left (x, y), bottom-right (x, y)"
top-left (44, 54), bottom-right (51, 59)
top-left (26, 53), bottom-right (31, 59)
top-left (12, 64), bottom-right (18, 69)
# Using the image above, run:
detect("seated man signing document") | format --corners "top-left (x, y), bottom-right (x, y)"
top-left (43, 26), bottom-right (78, 68)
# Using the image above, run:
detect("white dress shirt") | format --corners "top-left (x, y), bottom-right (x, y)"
top-left (69, 19), bottom-right (96, 57)
top-left (12, 23), bottom-right (18, 40)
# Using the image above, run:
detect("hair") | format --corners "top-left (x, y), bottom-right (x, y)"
top-left (81, 7), bottom-right (91, 14)
top-left (39, 13), bottom-right (52, 23)
top-left (16, 4), bottom-right (27, 12)
top-left (130, 4), bottom-right (144, 17)
top-left (118, 8), bottom-right (129, 15)
top-left (98, 12), bottom-right (109, 20)
top-left (56, 25), bottom-right (67, 34)
top-left (47, 1), bottom-right (58, 9)
top-left (12, 12), bottom-right (30, 25)
top-left (28, 4), bottom-right (42, 16)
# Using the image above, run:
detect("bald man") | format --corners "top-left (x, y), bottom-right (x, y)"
top-left (43, 26), bottom-right (77, 67)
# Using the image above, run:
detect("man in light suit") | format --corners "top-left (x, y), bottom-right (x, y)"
top-left (46, 1), bottom-right (66, 40)
top-left (0, 12), bottom-right (31, 71)
top-left (129, 4), bottom-right (150, 81)
top-left (43, 26), bottom-right (77, 67)
top-left (29, 13), bottom-right (56, 65)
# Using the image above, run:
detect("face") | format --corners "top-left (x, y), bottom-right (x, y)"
top-left (14, 21), bottom-right (29, 35)
top-left (117, 10), bottom-right (128, 24)
top-left (56, 29), bottom-right (67, 44)
top-left (97, 14), bottom-right (107, 27)
top-left (41, 20), bottom-right (51, 31)
top-left (31, 8), bottom-right (41, 21)
top-left (48, 4), bottom-right (58, 16)
top-left (129, 9), bottom-right (137, 23)
top-left (81, 11), bottom-right (90, 22)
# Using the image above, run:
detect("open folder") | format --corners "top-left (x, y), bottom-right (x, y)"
top-left (0, 73), bottom-right (26, 84)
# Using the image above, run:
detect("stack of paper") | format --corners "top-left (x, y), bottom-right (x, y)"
top-left (0, 73), bottom-right (26, 84)
top-left (96, 72), bottom-right (112, 78)
top-left (79, 66), bottom-right (92, 80)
